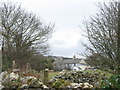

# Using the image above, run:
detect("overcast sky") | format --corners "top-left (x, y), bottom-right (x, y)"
top-left (1, 0), bottom-right (109, 58)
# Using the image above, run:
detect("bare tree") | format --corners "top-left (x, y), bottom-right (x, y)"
top-left (83, 2), bottom-right (120, 72)
top-left (0, 2), bottom-right (54, 70)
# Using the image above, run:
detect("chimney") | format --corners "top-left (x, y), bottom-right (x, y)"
top-left (73, 55), bottom-right (76, 60)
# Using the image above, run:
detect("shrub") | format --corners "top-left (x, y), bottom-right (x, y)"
top-left (101, 75), bottom-right (120, 88)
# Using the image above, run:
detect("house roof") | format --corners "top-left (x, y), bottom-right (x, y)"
top-left (79, 60), bottom-right (87, 65)
top-left (54, 59), bottom-right (82, 65)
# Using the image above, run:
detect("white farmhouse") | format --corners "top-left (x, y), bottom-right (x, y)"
top-left (53, 56), bottom-right (88, 71)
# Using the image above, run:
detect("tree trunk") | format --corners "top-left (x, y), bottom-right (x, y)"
top-left (117, 2), bottom-right (120, 74)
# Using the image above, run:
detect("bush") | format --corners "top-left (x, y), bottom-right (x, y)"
top-left (101, 75), bottom-right (120, 88)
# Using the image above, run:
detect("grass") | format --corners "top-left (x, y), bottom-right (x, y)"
top-left (48, 71), bottom-right (59, 80)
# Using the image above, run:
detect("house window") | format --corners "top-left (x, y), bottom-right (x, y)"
top-left (67, 64), bottom-right (69, 67)
top-left (74, 63), bottom-right (76, 66)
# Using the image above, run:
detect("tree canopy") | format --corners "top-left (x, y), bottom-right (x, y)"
top-left (0, 2), bottom-right (54, 70)
top-left (83, 2), bottom-right (120, 72)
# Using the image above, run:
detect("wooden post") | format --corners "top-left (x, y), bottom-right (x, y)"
top-left (12, 60), bottom-right (16, 69)
top-left (26, 63), bottom-right (31, 70)
top-left (43, 68), bottom-right (49, 85)
top-left (98, 72), bottom-right (101, 88)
